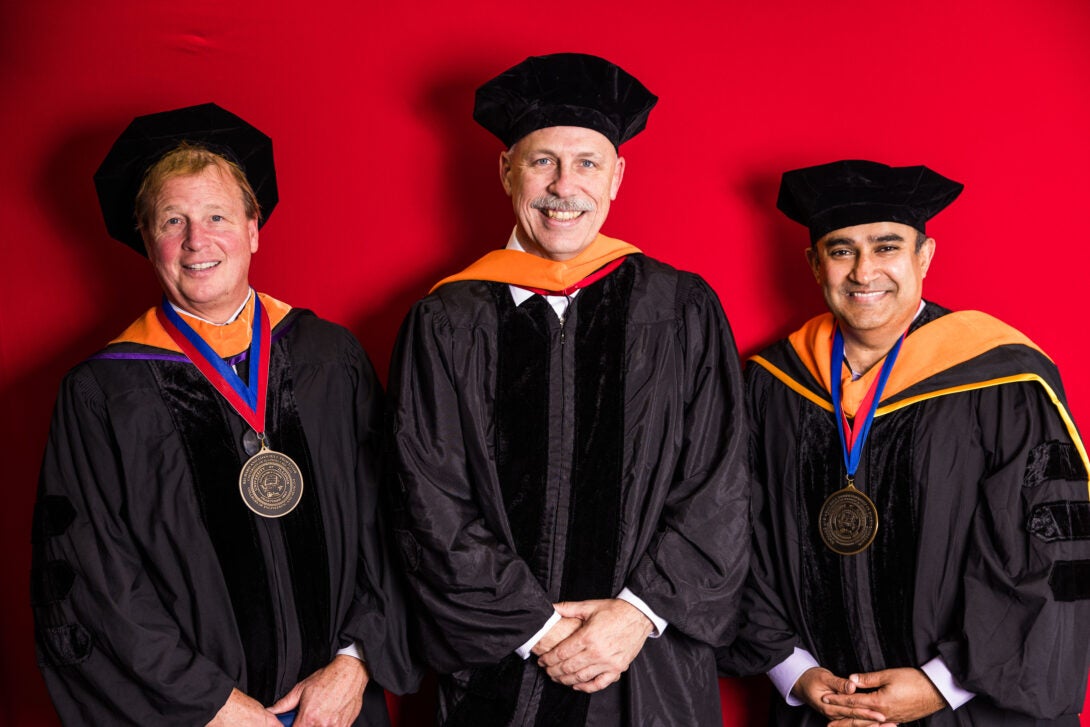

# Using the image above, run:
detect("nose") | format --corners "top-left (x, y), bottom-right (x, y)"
top-left (182, 221), bottom-right (211, 250)
top-left (850, 250), bottom-right (877, 283)
top-left (548, 163), bottom-right (577, 198)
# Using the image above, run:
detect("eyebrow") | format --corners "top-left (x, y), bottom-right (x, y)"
top-left (821, 236), bottom-right (854, 247)
top-left (157, 202), bottom-right (232, 213)
top-left (521, 147), bottom-right (605, 160)
top-left (822, 232), bottom-right (907, 247)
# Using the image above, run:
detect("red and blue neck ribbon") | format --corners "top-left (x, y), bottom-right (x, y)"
top-left (830, 326), bottom-right (906, 479)
top-left (156, 294), bottom-right (271, 434)
top-left (514, 257), bottom-right (626, 296)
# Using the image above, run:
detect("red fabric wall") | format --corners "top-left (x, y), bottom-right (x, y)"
top-left (2, 1), bottom-right (1088, 723)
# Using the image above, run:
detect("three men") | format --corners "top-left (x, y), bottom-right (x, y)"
top-left (721, 160), bottom-right (1090, 725)
top-left (386, 54), bottom-right (750, 725)
top-left (31, 104), bottom-right (417, 725)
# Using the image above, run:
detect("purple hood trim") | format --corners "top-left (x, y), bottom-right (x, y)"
top-left (89, 315), bottom-right (299, 365)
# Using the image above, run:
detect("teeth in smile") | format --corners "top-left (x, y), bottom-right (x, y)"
top-left (185, 262), bottom-right (219, 271)
top-left (849, 291), bottom-right (884, 298)
top-left (544, 209), bottom-right (582, 221)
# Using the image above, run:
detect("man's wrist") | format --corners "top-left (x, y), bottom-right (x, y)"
top-left (920, 656), bottom-right (974, 710)
top-left (616, 587), bottom-right (667, 637)
top-left (515, 611), bottom-right (561, 659)
top-left (768, 647), bottom-right (819, 706)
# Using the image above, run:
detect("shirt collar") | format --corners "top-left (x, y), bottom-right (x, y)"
top-left (169, 288), bottom-right (253, 326)
top-left (505, 229), bottom-right (581, 308)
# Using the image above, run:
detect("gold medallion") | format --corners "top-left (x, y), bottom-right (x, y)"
top-left (239, 448), bottom-right (304, 518)
top-left (819, 483), bottom-right (878, 555)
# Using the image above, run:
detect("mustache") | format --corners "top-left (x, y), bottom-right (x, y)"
top-left (530, 195), bottom-right (595, 212)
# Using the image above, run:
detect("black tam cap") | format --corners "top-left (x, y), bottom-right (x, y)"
top-left (94, 102), bottom-right (278, 256)
top-left (473, 53), bottom-right (658, 148)
top-left (777, 159), bottom-right (963, 242)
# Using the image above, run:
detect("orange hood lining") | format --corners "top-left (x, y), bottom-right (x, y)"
top-left (109, 292), bottom-right (292, 358)
top-left (786, 310), bottom-right (1048, 418)
top-left (429, 234), bottom-right (641, 294)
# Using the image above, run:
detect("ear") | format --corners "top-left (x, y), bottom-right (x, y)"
top-left (248, 218), bottom-right (260, 254)
top-left (917, 236), bottom-right (936, 278)
top-left (499, 150), bottom-right (513, 196)
top-left (609, 155), bottom-right (626, 201)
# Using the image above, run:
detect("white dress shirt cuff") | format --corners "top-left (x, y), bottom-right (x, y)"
top-left (921, 656), bottom-right (974, 710)
top-left (616, 587), bottom-right (668, 637)
top-left (516, 611), bottom-right (562, 660)
top-left (336, 641), bottom-right (364, 662)
top-left (768, 647), bottom-right (820, 706)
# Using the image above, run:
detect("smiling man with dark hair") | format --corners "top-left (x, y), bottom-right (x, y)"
top-left (719, 159), bottom-right (1090, 726)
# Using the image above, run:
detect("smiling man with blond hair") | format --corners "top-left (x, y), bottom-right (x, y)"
top-left (31, 103), bottom-right (418, 726)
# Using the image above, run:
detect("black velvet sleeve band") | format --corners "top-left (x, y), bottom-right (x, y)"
top-left (1027, 501), bottom-right (1090, 543)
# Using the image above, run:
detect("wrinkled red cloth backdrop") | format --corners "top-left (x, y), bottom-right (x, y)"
top-left (2, 1), bottom-right (1088, 723)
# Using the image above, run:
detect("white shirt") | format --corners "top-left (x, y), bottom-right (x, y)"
top-left (169, 288), bottom-right (253, 326)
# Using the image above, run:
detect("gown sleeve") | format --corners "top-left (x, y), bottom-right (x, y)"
top-left (334, 338), bottom-right (422, 695)
top-left (623, 276), bottom-right (751, 647)
top-left (386, 297), bottom-right (555, 671)
top-left (935, 380), bottom-right (1090, 718)
top-left (31, 366), bottom-right (236, 726)
top-left (716, 361), bottom-right (802, 676)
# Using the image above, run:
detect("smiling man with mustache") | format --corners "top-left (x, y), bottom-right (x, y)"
top-left (719, 160), bottom-right (1090, 727)
top-left (386, 53), bottom-right (750, 727)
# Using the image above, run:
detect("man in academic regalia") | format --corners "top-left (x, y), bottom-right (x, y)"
top-left (31, 103), bottom-right (419, 726)
top-left (718, 159), bottom-right (1090, 726)
top-left (385, 53), bottom-right (750, 726)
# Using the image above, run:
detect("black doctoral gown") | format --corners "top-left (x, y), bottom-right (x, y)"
top-left (32, 305), bottom-right (419, 725)
top-left (719, 302), bottom-right (1090, 726)
top-left (387, 254), bottom-right (750, 727)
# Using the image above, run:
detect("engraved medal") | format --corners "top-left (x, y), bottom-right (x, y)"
top-left (819, 479), bottom-right (879, 555)
top-left (239, 445), bottom-right (304, 517)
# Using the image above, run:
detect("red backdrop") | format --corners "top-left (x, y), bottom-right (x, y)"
top-left (2, 1), bottom-right (1088, 724)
